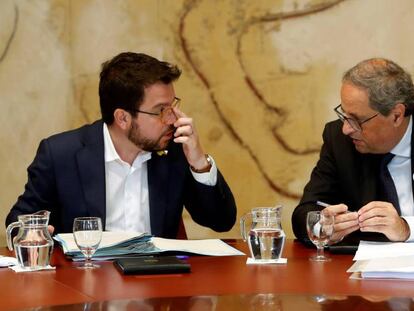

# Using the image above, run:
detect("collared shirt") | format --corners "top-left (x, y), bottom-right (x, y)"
top-left (103, 123), bottom-right (218, 233)
top-left (103, 124), bottom-right (152, 233)
top-left (389, 116), bottom-right (414, 241)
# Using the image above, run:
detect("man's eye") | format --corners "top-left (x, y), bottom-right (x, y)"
top-left (152, 107), bottom-right (165, 115)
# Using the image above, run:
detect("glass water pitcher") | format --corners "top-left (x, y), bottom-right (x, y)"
top-left (6, 210), bottom-right (54, 270)
top-left (240, 205), bottom-right (285, 260)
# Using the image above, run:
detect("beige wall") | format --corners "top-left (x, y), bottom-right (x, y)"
top-left (2, 0), bottom-right (414, 245)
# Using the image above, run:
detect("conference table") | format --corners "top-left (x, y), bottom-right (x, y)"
top-left (1, 239), bottom-right (414, 310)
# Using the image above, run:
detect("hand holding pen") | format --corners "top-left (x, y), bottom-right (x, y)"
top-left (316, 201), bottom-right (359, 244)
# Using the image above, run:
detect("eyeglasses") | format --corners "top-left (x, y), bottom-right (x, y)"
top-left (334, 104), bottom-right (379, 132)
top-left (132, 97), bottom-right (181, 124)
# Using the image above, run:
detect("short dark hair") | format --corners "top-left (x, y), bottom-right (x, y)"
top-left (343, 58), bottom-right (414, 116)
top-left (99, 52), bottom-right (181, 124)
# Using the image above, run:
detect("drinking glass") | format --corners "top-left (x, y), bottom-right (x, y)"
top-left (73, 217), bottom-right (102, 269)
top-left (306, 211), bottom-right (334, 262)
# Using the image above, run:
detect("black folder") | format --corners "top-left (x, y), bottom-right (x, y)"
top-left (327, 244), bottom-right (358, 254)
top-left (114, 256), bottom-right (191, 275)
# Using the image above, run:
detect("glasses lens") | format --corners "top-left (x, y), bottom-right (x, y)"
top-left (161, 107), bottom-right (176, 124)
top-left (346, 118), bottom-right (361, 131)
top-left (335, 111), bottom-right (345, 122)
top-left (173, 98), bottom-right (180, 108)
top-left (335, 106), bottom-right (361, 131)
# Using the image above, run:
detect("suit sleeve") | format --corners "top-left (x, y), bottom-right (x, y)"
top-left (5, 139), bottom-right (59, 227)
top-left (184, 168), bottom-right (237, 232)
top-left (291, 123), bottom-right (341, 243)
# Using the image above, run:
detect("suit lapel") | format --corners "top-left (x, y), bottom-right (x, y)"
top-left (147, 153), bottom-right (169, 237)
top-left (76, 121), bottom-right (106, 228)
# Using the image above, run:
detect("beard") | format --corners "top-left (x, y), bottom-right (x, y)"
top-left (128, 121), bottom-right (174, 151)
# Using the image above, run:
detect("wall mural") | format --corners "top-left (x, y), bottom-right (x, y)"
top-left (0, 3), bottom-right (18, 63)
top-left (179, 0), bottom-right (345, 199)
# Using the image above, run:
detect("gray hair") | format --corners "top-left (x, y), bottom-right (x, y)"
top-left (343, 58), bottom-right (414, 116)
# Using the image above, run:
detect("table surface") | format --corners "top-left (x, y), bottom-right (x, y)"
top-left (1, 239), bottom-right (414, 310)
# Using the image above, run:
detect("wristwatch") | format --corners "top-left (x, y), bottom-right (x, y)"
top-left (190, 154), bottom-right (213, 173)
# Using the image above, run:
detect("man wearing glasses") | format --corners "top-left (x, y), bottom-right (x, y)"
top-left (6, 52), bottom-right (237, 237)
top-left (292, 58), bottom-right (414, 245)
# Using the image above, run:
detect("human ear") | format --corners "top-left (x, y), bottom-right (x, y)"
top-left (113, 109), bottom-right (131, 130)
top-left (392, 103), bottom-right (406, 126)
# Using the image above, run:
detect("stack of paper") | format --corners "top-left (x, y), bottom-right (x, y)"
top-left (54, 232), bottom-right (245, 261)
top-left (347, 241), bottom-right (414, 279)
top-left (54, 232), bottom-right (154, 260)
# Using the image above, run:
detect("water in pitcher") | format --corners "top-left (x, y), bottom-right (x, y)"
top-left (15, 241), bottom-right (53, 269)
top-left (248, 228), bottom-right (285, 260)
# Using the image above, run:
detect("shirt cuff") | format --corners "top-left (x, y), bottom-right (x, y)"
top-left (190, 155), bottom-right (217, 186)
top-left (402, 216), bottom-right (414, 241)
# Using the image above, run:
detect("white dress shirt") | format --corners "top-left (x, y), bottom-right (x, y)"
top-left (103, 123), bottom-right (218, 233)
top-left (389, 116), bottom-right (414, 241)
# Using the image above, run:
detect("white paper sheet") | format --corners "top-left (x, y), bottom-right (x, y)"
top-left (152, 237), bottom-right (245, 256)
top-left (361, 271), bottom-right (414, 279)
top-left (348, 241), bottom-right (414, 279)
top-left (353, 240), bottom-right (414, 261)
top-left (349, 272), bottom-right (414, 280)
top-left (0, 256), bottom-right (18, 267)
top-left (348, 255), bottom-right (414, 273)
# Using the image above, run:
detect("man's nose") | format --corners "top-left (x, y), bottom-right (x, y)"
top-left (342, 120), bottom-right (356, 136)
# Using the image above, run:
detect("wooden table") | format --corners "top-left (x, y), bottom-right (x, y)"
top-left (1, 239), bottom-right (414, 310)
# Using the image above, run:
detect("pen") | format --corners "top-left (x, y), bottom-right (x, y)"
top-left (316, 201), bottom-right (330, 208)
top-left (316, 201), bottom-right (352, 215)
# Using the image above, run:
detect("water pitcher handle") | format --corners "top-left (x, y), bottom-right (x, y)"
top-left (6, 221), bottom-right (21, 251)
top-left (240, 213), bottom-right (251, 241)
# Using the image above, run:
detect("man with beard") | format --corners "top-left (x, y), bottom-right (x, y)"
top-left (292, 58), bottom-right (414, 246)
top-left (6, 52), bottom-right (236, 238)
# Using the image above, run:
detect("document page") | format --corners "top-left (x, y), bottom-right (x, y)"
top-left (353, 241), bottom-right (414, 261)
top-left (152, 238), bottom-right (245, 256)
top-left (348, 256), bottom-right (414, 273)
top-left (349, 241), bottom-right (414, 279)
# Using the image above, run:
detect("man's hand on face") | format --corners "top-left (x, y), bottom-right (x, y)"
top-left (323, 204), bottom-right (359, 244)
top-left (172, 108), bottom-right (208, 170)
top-left (358, 201), bottom-right (410, 242)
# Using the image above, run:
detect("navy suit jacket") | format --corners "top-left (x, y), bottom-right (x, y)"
top-left (6, 120), bottom-right (237, 238)
top-left (292, 119), bottom-right (414, 245)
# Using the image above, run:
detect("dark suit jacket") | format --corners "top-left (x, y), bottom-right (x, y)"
top-left (6, 120), bottom-right (237, 238)
top-left (292, 119), bottom-right (414, 245)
